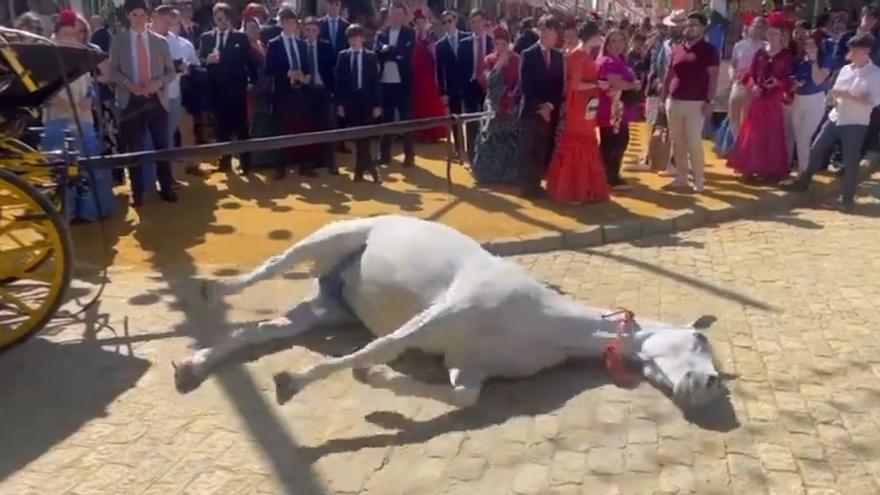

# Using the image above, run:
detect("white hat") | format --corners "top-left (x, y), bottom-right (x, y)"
top-left (662, 9), bottom-right (688, 27)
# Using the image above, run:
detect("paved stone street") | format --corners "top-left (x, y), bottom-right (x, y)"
top-left (2, 180), bottom-right (880, 494)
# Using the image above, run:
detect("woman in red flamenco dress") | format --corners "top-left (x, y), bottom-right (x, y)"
top-left (411, 9), bottom-right (448, 142)
top-left (727, 24), bottom-right (794, 181)
top-left (546, 20), bottom-right (610, 204)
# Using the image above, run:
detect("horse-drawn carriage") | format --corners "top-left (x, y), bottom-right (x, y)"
top-left (0, 27), bottom-right (107, 350)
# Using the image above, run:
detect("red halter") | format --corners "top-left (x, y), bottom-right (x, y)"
top-left (602, 309), bottom-right (642, 389)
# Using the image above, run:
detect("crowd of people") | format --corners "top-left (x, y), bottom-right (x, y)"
top-left (9, 0), bottom-right (880, 222)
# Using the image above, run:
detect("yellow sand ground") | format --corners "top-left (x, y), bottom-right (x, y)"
top-left (71, 123), bottom-right (832, 270)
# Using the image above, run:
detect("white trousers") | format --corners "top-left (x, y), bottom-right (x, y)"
top-left (791, 92), bottom-right (827, 173)
top-left (666, 99), bottom-right (706, 189)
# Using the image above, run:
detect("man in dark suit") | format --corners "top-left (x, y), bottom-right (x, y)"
top-left (319, 0), bottom-right (351, 154)
top-left (199, 2), bottom-right (258, 174)
top-left (374, 1), bottom-right (415, 167)
top-left (319, 0), bottom-right (349, 54)
top-left (435, 9), bottom-right (468, 157)
top-left (516, 14), bottom-right (564, 199)
top-left (303, 16), bottom-right (338, 175)
top-left (265, 7), bottom-right (312, 179)
top-left (456, 8), bottom-right (493, 162)
top-left (336, 24), bottom-right (383, 183)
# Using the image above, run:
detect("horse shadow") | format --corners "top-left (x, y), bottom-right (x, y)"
top-left (201, 317), bottom-right (739, 463)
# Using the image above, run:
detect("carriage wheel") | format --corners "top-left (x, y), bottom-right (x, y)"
top-left (0, 136), bottom-right (64, 271)
top-left (0, 168), bottom-right (72, 350)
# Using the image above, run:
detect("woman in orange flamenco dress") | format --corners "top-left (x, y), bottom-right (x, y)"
top-left (546, 20), bottom-right (610, 204)
top-left (411, 9), bottom-right (448, 142)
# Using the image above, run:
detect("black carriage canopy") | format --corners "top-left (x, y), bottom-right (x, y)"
top-left (0, 27), bottom-right (105, 124)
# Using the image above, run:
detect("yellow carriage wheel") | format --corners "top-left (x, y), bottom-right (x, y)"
top-left (0, 168), bottom-right (72, 350)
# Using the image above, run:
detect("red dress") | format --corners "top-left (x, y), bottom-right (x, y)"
top-left (727, 48), bottom-right (794, 179)
top-left (412, 32), bottom-right (448, 142)
top-left (546, 48), bottom-right (610, 203)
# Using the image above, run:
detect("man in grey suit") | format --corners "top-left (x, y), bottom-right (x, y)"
top-left (109, 0), bottom-right (178, 207)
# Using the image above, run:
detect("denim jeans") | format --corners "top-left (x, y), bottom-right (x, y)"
top-left (803, 119), bottom-right (868, 204)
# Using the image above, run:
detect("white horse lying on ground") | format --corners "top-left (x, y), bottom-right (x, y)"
top-left (174, 215), bottom-right (724, 408)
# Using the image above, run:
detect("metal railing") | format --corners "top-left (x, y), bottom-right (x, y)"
top-left (75, 112), bottom-right (492, 191)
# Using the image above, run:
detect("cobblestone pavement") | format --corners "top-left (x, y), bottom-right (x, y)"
top-left (2, 183), bottom-right (880, 494)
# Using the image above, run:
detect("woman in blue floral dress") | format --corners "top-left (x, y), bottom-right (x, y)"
top-left (471, 26), bottom-right (521, 184)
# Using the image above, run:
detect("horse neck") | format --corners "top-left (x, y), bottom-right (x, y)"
top-left (542, 296), bottom-right (659, 354)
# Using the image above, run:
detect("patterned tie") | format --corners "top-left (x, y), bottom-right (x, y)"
top-left (475, 36), bottom-right (486, 90)
top-left (136, 33), bottom-right (150, 84)
top-left (353, 51), bottom-right (362, 90)
top-left (543, 48), bottom-right (550, 69)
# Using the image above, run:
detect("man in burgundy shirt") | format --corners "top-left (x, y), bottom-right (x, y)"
top-left (662, 11), bottom-right (720, 193)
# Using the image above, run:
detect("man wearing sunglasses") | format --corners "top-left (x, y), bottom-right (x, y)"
top-left (435, 10), bottom-right (469, 158)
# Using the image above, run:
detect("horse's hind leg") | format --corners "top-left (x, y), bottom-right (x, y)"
top-left (174, 291), bottom-right (353, 393)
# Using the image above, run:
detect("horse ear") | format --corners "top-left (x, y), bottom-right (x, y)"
top-left (689, 315), bottom-right (717, 330)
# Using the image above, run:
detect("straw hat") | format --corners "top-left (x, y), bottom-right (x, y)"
top-left (662, 9), bottom-right (688, 27)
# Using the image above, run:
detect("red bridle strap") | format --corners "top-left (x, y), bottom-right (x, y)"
top-left (602, 309), bottom-right (641, 389)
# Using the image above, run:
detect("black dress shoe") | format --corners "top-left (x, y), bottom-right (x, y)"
top-left (370, 169), bottom-right (382, 184)
top-left (402, 158), bottom-right (415, 168)
top-left (353, 174), bottom-right (364, 182)
top-left (375, 155), bottom-right (391, 165)
top-left (159, 189), bottom-right (178, 203)
top-left (328, 167), bottom-right (340, 175)
top-left (300, 169), bottom-right (318, 178)
top-left (275, 168), bottom-right (286, 180)
top-left (131, 197), bottom-right (143, 208)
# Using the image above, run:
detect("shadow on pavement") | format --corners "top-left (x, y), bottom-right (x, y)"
top-left (0, 338), bottom-right (149, 483)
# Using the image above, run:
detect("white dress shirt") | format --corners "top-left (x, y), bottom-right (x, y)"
top-left (130, 29), bottom-right (151, 83)
top-left (471, 34), bottom-right (487, 80)
top-left (328, 16), bottom-right (340, 49)
top-left (381, 28), bottom-right (402, 84)
top-left (165, 32), bottom-right (198, 99)
top-left (282, 33), bottom-right (302, 70)
top-left (829, 62), bottom-right (880, 126)
top-left (447, 30), bottom-right (459, 56)
top-left (214, 28), bottom-right (230, 52)
top-left (308, 40), bottom-right (323, 86)
top-left (351, 49), bottom-right (362, 89)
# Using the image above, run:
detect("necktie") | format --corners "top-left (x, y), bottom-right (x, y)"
top-left (136, 33), bottom-right (150, 84)
top-left (218, 31), bottom-right (225, 50)
top-left (329, 19), bottom-right (336, 50)
top-left (543, 48), bottom-right (550, 68)
top-left (354, 51), bottom-right (362, 90)
top-left (475, 36), bottom-right (486, 90)
top-left (287, 37), bottom-right (299, 71)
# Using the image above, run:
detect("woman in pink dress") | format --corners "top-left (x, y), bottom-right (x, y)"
top-left (727, 23), bottom-right (794, 181)
top-left (411, 9), bottom-right (448, 142)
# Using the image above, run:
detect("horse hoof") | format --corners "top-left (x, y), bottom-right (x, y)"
top-left (173, 360), bottom-right (202, 394)
top-left (274, 372), bottom-right (299, 405)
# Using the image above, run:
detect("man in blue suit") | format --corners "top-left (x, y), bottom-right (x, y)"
top-left (320, 0), bottom-right (352, 154)
top-left (265, 6), bottom-right (312, 179)
top-left (456, 8), bottom-right (493, 162)
top-left (303, 16), bottom-right (339, 175)
top-left (319, 0), bottom-right (349, 55)
top-left (435, 9), bottom-right (468, 157)
top-left (374, 1), bottom-right (415, 167)
top-left (336, 24), bottom-right (383, 183)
